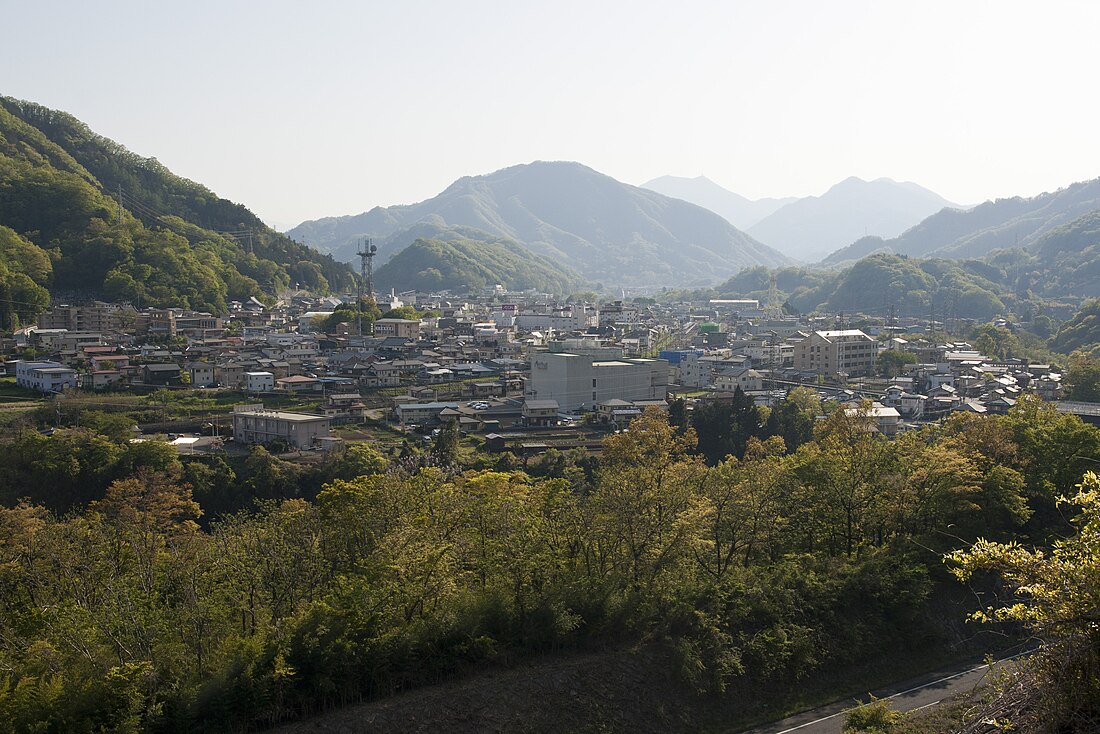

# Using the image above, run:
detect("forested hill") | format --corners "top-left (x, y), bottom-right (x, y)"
top-left (288, 161), bottom-right (792, 287)
top-left (0, 97), bottom-right (352, 324)
top-left (375, 236), bottom-right (589, 295)
top-left (821, 177), bottom-right (1100, 266)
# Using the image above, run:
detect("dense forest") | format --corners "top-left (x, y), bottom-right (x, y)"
top-left (1, 392), bottom-right (1097, 732)
top-left (0, 97), bottom-right (352, 326)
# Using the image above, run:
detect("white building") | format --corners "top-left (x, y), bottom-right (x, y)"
top-left (246, 371), bottom-right (275, 393)
top-left (15, 360), bottom-right (78, 393)
top-left (526, 351), bottom-right (669, 412)
top-left (713, 367), bottom-right (764, 393)
top-left (516, 305), bottom-right (599, 333)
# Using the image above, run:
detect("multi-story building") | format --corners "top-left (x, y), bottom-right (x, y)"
top-left (793, 330), bottom-right (878, 376)
top-left (516, 304), bottom-right (599, 333)
top-left (231, 404), bottom-right (331, 448)
top-left (373, 318), bottom-right (421, 339)
top-left (36, 302), bottom-right (119, 332)
top-left (526, 351), bottom-right (668, 412)
top-left (15, 360), bottom-right (78, 393)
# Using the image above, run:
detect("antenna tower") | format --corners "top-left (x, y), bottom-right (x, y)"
top-left (356, 239), bottom-right (377, 336)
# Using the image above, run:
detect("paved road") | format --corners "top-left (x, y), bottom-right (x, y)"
top-left (740, 651), bottom-right (1027, 734)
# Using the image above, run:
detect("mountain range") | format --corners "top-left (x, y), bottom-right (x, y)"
top-left (640, 175), bottom-right (796, 230)
top-left (716, 197), bottom-right (1100, 323)
top-left (821, 177), bottom-right (1100, 266)
top-left (642, 174), bottom-right (959, 263)
top-left (744, 177), bottom-right (960, 262)
top-left (288, 162), bottom-right (791, 287)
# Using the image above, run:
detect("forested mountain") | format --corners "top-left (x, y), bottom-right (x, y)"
top-left (0, 97), bottom-right (352, 324)
top-left (746, 177), bottom-right (959, 263)
top-left (1052, 299), bottom-right (1100, 356)
top-left (718, 254), bottom-right (1011, 321)
top-left (288, 161), bottom-right (791, 287)
top-left (375, 236), bottom-right (589, 295)
top-left (715, 200), bottom-right (1100, 323)
top-left (822, 177), bottom-right (1100, 266)
top-left (640, 174), bottom-right (796, 230)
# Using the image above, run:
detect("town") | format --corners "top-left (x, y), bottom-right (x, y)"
top-left (4, 286), bottom-right (1092, 465)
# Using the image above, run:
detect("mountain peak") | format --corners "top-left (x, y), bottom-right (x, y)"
top-left (290, 163), bottom-right (791, 287)
top-left (747, 177), bottom-right (960, 262)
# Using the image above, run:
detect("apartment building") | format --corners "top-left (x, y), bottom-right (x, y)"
top-left (793, 330), bottom-right (878, 376)
top-left (231, 404), bottom-right (331, 448)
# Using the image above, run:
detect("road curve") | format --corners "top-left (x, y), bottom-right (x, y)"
top-left (739, 650), bottom-right (1027, 734)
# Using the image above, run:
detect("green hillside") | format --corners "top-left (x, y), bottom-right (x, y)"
top-left (1052, 299), bottom-right (1100, 356)
top-left (718, 254), bottom-right (1009, 321)
top-left (0, 97), bottom-right (352, 325)
top-left (375, 236), bottom-right (589, 294)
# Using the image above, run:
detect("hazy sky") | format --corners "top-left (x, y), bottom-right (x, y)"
top-left (3, 0), bottom-right (1099, 229)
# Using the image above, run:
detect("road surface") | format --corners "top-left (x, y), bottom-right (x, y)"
top-left (740, 651), bottom-right (1026, 734)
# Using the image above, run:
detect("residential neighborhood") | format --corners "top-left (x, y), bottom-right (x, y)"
top-left (0, 287), bottom-right (1087, 465)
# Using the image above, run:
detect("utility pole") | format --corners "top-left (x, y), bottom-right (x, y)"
top-left (117, 185), bottom-right (123, 225)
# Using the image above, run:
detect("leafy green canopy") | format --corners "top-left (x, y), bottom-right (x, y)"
top-left (375, 237), bottom-right (589, 295)
top-left (0, 97), bottom-right (352, 320)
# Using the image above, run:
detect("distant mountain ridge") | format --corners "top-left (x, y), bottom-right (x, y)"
top-left (822, 177), bottom-right (1100, 266)
top-left (289, 161), bottom-right (792, 287)
top-left (640, 175), bottom-right (796, 230)
top-left (746, 177), bottom-right (959, 262)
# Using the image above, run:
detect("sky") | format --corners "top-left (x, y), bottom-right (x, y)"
top-left (3, 0), bottom-right (1100, 229)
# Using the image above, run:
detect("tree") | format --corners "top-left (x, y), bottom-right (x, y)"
top-left (875, 349), bottom-right (916, 378)
top-left (691, 388), bottom-right (762, 464)
top-left (949, 472), bottom-right (1100, 729)
top-left (1064, 352), bottom-right (1100, 402)
top-left (591, 408), bottom-right (709, 591)
top-left (380, 305), bottom-right (420, 320)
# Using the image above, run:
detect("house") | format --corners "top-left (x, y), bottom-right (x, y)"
top-left (143, 363), bottom-right (183, 386)
top-left (231, 404), bottom-right (331, 448)
top-left (713, 367), bottom-right (763, 393)
top-left (187, 361), bottom-right (216, 387)
top-left (276, 375), bottom-right (320, 394)
top-left (323, 393), bottom-right (369, 424)
top-left (395, 402), bottom-right (460, 425)
top-left (522, 399), bottom-right (559, 427)
top-left (596, 398), bottom-right (643, 426)
top-left (216, 363), bottom-right (248, 389)
top-left (246, 371), bottom-right (275, 393)
top-left (83, 370), bottom-right (125, 391)
top-left (844, 402), bottom-right (900, 437)
top-left (469, 381), bottom-right (505, 398)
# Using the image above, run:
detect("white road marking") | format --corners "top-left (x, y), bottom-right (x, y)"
top-left (762, 650), bottom-right (1029, 734)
